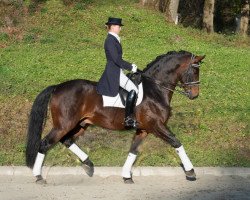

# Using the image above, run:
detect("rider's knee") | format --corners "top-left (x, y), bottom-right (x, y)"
top-left (130, 87), bottom-right (138, 94)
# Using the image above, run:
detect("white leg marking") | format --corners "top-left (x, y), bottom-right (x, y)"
top-left (122, 153), bottom-right (137, 178)
top-left (69, 143), bottom-right (88, 162)
top-left (175, 145), bottom-right (193, 171)
top-left (33, 152), bottom-right (45, 176)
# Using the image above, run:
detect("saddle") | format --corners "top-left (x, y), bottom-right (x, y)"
top-left (119, 72), bottom-right (142, 106)
top-left (101, 72), bottom-right (143, 108)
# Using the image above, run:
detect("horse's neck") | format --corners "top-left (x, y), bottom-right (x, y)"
top-left (143, 67), bottom-right (178, 90)
top-left (142, 77), bottom-right (174, 106)
top-left (143, 63), bottom-right (180, 106)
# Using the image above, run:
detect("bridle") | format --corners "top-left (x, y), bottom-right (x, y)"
top-left (180, 54), bottom-right (200, 86)
top-left (140, 54), bottom-right (201, 98)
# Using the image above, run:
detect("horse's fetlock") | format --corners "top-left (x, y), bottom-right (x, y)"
top-left (39, 139), bottom-right (50, 154)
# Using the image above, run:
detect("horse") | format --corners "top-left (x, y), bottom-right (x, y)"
top-left (26, 50), bottom-right (205, 184)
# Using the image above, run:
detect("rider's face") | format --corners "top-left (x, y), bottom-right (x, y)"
top-left (110, 25), bottom-right (121, 35)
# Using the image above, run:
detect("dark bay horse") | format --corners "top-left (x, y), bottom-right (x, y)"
top-left (26, 50), bottom-right (205, 184)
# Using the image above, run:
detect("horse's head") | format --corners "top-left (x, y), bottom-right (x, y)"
top-left (178, 54), bottom-right (205, 100)
top-left (143, 51), bottom-right (205, 100)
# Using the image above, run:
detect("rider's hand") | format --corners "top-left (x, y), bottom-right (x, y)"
top-left (131, 64), bottom-right (137, 73)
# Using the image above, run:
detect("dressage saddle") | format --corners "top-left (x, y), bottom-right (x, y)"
top-left (118, 71), bottom-right (142, 106)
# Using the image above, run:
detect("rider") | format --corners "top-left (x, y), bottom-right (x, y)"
top-left (97, 17), bottom-right (138, 128)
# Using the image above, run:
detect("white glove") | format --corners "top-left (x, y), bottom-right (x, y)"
top-left (131, 63), bottom-right (137, 73)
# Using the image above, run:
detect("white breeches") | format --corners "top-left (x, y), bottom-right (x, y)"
top-left (119, 70), bottom-right (138, 93)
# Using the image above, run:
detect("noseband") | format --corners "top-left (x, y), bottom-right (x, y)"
top-left (141, 54), bottom-right (201, 98)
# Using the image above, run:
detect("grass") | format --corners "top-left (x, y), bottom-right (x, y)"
top-left (0, 0), bottom-right (249, 167)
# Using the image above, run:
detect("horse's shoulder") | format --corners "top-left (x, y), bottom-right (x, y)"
top-left (141, 77), bottom-right (168, 106)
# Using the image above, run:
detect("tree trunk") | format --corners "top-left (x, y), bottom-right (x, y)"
top-left (239, 0), bottom-right (249, 36)
top-left (140, 0), bottom-right (159, 9)
top-left (203, 0), bottom-right (215, 33)
top-left (165, 0), bottom-right (180, 24)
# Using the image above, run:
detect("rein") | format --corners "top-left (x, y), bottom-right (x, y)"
top-left (139, 55), bottom-right (201, 98)
top-left (141, 75), bottom-right (190, 97)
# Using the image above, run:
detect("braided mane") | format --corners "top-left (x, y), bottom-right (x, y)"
top-left (143, 50), bottom-right (192, 73)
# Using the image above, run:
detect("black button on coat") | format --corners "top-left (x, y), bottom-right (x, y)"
top-left (97, 34), bottom-right (132, 97)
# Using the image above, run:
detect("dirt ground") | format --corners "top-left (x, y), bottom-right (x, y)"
top-left (0, 174), bottom-right (249, 200)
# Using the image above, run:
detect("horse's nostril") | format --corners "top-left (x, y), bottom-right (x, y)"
top-left (188, 91), bottom-right (199, 100)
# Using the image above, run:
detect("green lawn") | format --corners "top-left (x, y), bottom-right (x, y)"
top-left (0, 0), bottom-right (249, 167)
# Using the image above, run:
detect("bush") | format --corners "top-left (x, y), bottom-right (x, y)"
top-left (0, 33), bottom-right (9, 41)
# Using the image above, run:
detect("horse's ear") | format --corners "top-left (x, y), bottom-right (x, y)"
top-left (194, 55), bottom-right (205, 63)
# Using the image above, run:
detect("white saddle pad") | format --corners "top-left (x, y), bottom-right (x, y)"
top-left (102, 83), bottom-right (143, 108)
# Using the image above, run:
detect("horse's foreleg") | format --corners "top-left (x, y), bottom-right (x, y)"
top-left (60, 125), bottom-right (94, 177)
top-left (122, 130), bottom-right (148, 184)
top-left (155, 124), bottom-right (196, 181)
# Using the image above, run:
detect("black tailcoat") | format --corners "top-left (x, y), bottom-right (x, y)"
top-left (97, 34), bottom-right (132, 97)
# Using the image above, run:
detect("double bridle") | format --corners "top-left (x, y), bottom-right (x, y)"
top-left (141, 54), bottom-right (201, 98)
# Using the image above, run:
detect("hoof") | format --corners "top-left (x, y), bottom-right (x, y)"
top-left (180, 164), bottom-right (196, 181)
top-left (123, 177), bottom-right (134, 184)
top-left (82, 158), bottom-right (94, 177)
top-left (185, 169), bottom-right (196, 181)
top-left (35, 175), bottom-right (47, 184)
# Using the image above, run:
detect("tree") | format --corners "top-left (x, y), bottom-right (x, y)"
top-left (140, 0), bottom-right (180, 24)
top-left (239, 0), bottom-right (249, 36)
top-left (203, 0), bottom-right (215, 33)
top-left (140, 0), bottom-right (159, 9)
top-left (165, 0), bottom-right (180, 24)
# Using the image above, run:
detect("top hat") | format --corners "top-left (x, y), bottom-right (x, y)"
top-left (105, 17), bottom-right (124, 26)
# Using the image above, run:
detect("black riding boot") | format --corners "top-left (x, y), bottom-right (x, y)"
top-left (124, 90), bottom-right (138, 128)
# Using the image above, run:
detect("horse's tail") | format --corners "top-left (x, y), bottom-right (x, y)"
top-left (26, 85), bottom-right (56, 168)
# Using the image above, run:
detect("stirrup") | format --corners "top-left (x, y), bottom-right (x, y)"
top-left (124, 117), bottom-right (138, 128)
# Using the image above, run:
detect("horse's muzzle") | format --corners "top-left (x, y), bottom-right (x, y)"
top-left (186, 85), bottom-right (199, 100)
top-left (186, 90), bottom-right (199, 100)
top-left (189, 93), bottom-right (199, 100)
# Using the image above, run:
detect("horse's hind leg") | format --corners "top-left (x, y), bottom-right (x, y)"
top-left (154, 123), bottom-right (196, 181)
top-left (33, 128), bottom-right (67, 183)
top-left (122, 129), bottom-right (148, 184)
top-left (60, 124), bottom-right (94, 177)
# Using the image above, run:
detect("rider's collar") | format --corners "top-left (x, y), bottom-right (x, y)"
top-left (108, 32), bottom-right (120, 43)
